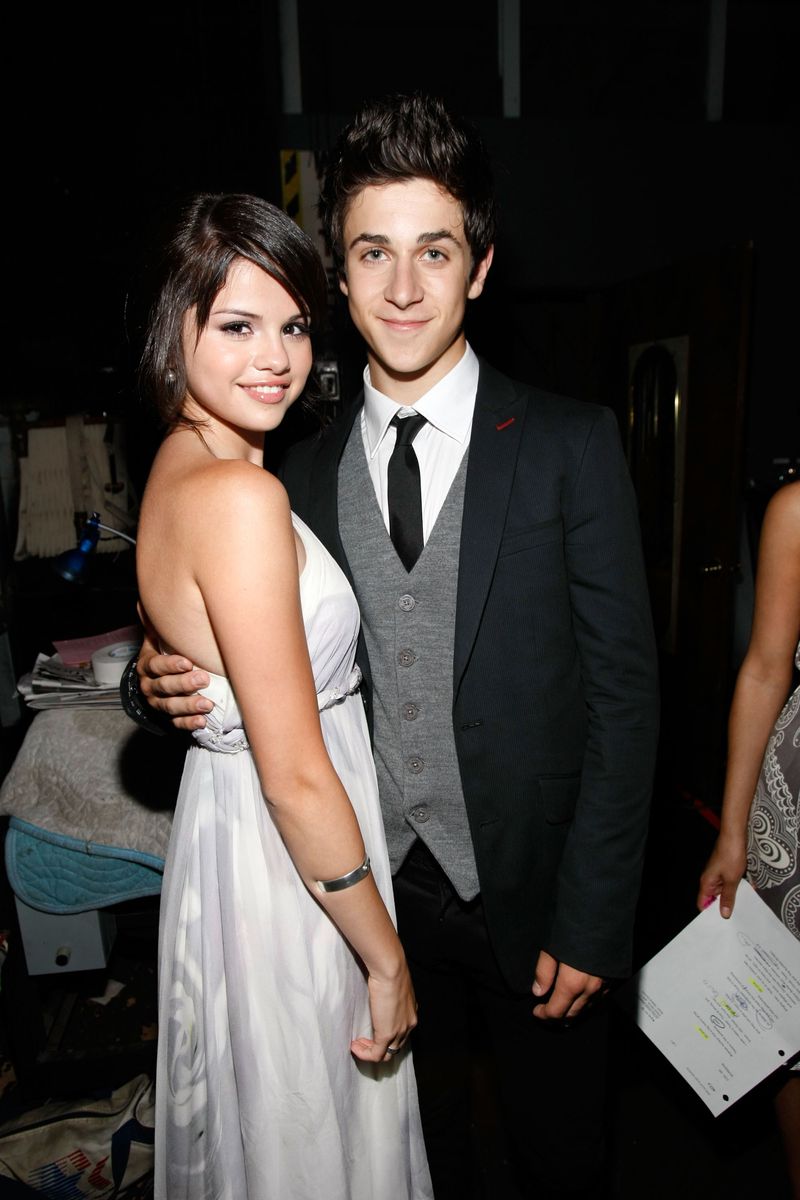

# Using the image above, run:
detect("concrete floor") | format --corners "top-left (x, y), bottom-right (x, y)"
top-left (467, 791), bottom-right (794, 1199)
top-left (0, 787), bottom-right (793, 1198)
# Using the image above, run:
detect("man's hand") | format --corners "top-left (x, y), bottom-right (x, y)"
top-left (531, 950), bottom-right (604, 1020)
top-left (137, 630), bottom-right (212, 732)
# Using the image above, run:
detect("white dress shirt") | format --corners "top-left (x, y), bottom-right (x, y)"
top-left (360, 344), bottom-right (479, 543)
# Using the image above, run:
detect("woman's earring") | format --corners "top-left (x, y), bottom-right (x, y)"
top-left (166, 368), bottom-right (176, 384)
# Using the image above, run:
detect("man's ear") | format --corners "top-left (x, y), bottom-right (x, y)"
top-left (338, 271), bottom-right (349, 298)
top-left (467, 245), bottom-right (494, 301)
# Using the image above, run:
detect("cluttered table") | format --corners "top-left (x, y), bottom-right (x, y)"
top-left (0, 626), bottom-right (182, 969)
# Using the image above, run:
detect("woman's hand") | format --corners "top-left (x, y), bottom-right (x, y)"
top-left (350, 959), bottom-right (418, 1064)
top-left (697, 832), bottom-right (747, 918)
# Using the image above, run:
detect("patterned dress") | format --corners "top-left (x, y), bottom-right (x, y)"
top-left (746, 639), bottom-right (800, 942)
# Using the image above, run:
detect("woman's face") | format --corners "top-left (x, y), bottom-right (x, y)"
top-left (181, 258), bottom-right (313, 453)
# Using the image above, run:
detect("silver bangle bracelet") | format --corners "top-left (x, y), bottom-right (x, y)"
top-left (316, 854), bottom-right (371, 894)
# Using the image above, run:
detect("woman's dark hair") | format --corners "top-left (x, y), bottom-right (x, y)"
top-left (141, 193), bottom-right (327, 426)
top-left (319, 94), bottom-right (496, 278)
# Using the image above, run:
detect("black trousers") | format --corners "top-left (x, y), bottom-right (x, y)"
top-left (393, 841), bottom-right (609, 1200)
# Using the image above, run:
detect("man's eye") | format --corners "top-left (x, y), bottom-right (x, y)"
top-left (424, 248), bottom-right (445, 261)
top-left (364, 248), bottom-right (385, 260)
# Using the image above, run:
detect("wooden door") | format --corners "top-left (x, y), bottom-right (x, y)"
top-left (595, 245), bottom-right (754, 804)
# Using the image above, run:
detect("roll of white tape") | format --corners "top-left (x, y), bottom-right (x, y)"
top-left (91, 641), bottom-right (141, 688)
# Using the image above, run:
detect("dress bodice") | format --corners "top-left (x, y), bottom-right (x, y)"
top-left (192, 514), bottom-right (361, 753)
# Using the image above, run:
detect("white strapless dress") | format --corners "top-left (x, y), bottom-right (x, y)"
top-left (154, 514), bottom-right (432, 1199)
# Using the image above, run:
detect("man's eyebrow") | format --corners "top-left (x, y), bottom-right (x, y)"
top-left (348, 232), bottom-right (390, 249)
top-left (347, 230), bottom-right (461, 250)
top-left (418, 230), bottom-right (459, 245)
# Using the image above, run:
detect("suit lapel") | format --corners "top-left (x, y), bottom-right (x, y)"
top-left (305, 393), bottom-right (377, 716)
top-left (454, 363), bottom-right (526, 694)
top-left (306, 394), bottom-right (363, 589)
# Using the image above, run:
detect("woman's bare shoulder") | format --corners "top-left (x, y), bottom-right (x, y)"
top-left (152, 456), bottom-right (290, 527)
top-left (137, 458), bottom-right (296, 672)
top-left (198, 460), bottom-right (292, 537)
top-left (139, 454), bottom-right (294, 583)
top-left (765, 479), bottom-right (800, 522)
top-left (197, 458), bottom-right (287, 499)
top-left (761, 481), bottom-right (800, 555)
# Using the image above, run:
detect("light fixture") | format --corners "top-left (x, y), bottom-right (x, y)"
top-left (52, 511), bottom-right (136, 584)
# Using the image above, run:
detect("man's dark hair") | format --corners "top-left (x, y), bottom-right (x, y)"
top-left (320, 94), bottom-right (496, 279)
top-left (141, 193), bottom-right (327, 426)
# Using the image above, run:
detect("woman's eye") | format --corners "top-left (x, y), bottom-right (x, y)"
top-left (221, 322), bottom-right (251, 337)
top-left (284, 322), bottom-right (310, 338)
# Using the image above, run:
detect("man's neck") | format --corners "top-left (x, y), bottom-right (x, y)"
top-left (366, 336), bottom-right (468, 407)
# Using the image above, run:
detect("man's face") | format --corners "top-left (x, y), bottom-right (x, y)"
top-left (339, 178), bottom-right (493, 404)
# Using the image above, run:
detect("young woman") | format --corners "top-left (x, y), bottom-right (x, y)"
top-left (698, 480), bottom-right (800, 1196)
top-left (136, 193), bottom-right (431, 1200)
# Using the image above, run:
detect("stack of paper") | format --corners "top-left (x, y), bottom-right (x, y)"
top-left (17, 625), bottom-right (140, 710)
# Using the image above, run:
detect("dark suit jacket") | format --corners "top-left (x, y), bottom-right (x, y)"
top-left (282, 360), bottom-right (659, 993)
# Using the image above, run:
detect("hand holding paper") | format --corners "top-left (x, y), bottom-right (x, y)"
top-left (621, 883), bottom-right (800, 1116)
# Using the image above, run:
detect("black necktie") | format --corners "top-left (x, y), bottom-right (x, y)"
top-left (387, 413), bottom-right (427, 571)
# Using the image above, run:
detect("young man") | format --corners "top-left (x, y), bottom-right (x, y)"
top-left (135, 96), bottom-right (659, 1198)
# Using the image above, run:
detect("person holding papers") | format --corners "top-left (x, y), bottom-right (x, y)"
top-left (699, 479), bottom-right (800, 1194)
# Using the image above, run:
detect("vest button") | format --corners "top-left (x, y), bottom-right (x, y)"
top-left (398, 594), bottom-right (416, 612)
top-left (410, 805), bottom-right (430, 822)
top-left (407, 756), bottom-right (425, 774)
top-left (397, 649), bottom-right (417, 668)
top-left (402, 702), bottom-right (419, 721)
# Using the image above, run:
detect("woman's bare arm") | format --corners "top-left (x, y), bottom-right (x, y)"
top-left (174, 461), bottom-right (415, 1059)
top-left (698, 482), bottom-right (800, 916)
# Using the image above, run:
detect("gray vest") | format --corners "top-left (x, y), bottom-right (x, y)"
top-left (338, 422), bottom-right (480, 899)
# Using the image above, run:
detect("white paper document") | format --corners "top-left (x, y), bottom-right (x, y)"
top-left (624, 883), bottom-right (800, 1115)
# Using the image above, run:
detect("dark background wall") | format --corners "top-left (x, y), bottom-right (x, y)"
top-left (3, 0), bottom-right (799, 765)
top-left (6, 1), bottom-right (799, 478)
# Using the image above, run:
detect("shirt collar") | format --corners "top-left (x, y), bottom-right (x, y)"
top-left (362, 344), bottom-right (480, 460)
